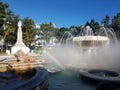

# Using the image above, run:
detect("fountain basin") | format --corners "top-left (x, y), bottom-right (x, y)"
top-left (73, 36), bottom-right (109, 47)
top-left (0, 67), bottom-right (48, 90)
top-left (79, 69), bottom-right (120, 83)
top-left (73, 36), bottom-right (109, 41)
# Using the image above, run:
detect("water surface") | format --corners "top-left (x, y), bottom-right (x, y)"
top-left (47, 70), bottom-right (95, 90)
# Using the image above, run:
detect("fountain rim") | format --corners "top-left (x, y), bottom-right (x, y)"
top-left (73, 36), bottom-right (110, 41)
top-left (79, 69), bottom-right (120, 83)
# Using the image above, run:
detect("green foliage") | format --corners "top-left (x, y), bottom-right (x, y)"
top-left (39, 22), bottom-right (56, 42)
top-left (22, 17), bottom-right (36, 46)
top-left (85, 19), bottom-right (100, 34)
top-left (111, 12), bottom-right (120, 37)
top-left (3, 10), bottom-right (19, 45)
top-left (0, 1), bottom-right (19, 50)
top-left (0, 1), bottom-right (8, 27)
top-left (54, 28), bottom-right (60, 40)
top-left (70, 26), bottom-right (81, 36)
top-left (112, 13), bottom-right (120, 30)
top-left (58, 27), bottom-right (70, 39)
top-left (102, 15), bottom-right (110, 28)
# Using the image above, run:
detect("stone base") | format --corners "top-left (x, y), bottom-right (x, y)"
top-left (11, 46), bottom-right (30, 54)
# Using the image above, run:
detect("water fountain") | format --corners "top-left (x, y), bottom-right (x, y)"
top-left (36, 24), bottom-right (120, 90)
top-left (60, 25), bottom-right (120, 84)
top-left (72, 26), bottom-right (110, 48)
top-left (61, 25), bottom-right (117, 48)
top-left (0, 21), bottom-right (48, 90)
top-left (0, 49), bottom-right (48, 90)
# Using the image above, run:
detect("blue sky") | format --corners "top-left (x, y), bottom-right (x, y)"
top-left (3, 0), bottom-right (120, 28)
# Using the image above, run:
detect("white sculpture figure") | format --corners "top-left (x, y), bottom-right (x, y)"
top-left (18, 20), bottom-right (22, 27)
top-left (11, 21), bottom-right (30, 54)
top-left (17, 21), bottom-right (22, 44)
top-left (15, 20), bottom-right (25, 47)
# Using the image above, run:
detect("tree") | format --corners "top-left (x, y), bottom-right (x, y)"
top-left (22, 17), bottom-right (36, 47)
top-left (0, 2), bottom-right (18, 51)
top-left (4, 10), bottom-right (19, 44)
top-left (111, 12), bottom-right (120, 37)
top-left (69, 25), bottom-right (80, 36)
top-left (0, 1), bottom-right (8, 28)
top-left (0, 1), bottom-right (8, 40)
top-left (102, 15), bottom-right (110, 28)
top-left (85, 19), bottom-right (100, 35)
top-left (39, 22), bottom-right (56, 43)
top-left (59, 27), bottom-right (70, 39)
top-left (54, 28), bottom-right (60, 40)
top-left (0, 9), bottom-right (20, 52)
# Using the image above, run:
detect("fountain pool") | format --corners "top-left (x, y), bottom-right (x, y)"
top-left (42, 25), bottom-right (120, 90)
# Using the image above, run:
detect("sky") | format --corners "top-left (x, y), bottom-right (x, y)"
top-left (2, 0), bottom-right (120, 28)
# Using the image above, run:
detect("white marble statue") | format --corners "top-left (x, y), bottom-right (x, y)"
top-left (15, 20), bottom-right (25, 46)
top-left (11, 21), bottom-right (30, 54)
top-left (18, 20), bottom-right (22, 27)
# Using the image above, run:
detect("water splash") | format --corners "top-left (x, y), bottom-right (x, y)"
top-left (46, 25), bottom-right (120, 72)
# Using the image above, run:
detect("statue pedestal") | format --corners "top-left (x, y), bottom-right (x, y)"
top-left (11, 46), bottom-right (30, 54)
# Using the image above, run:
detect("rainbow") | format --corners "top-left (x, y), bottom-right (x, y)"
top-left (44, 50), bottom-right (64, 68)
